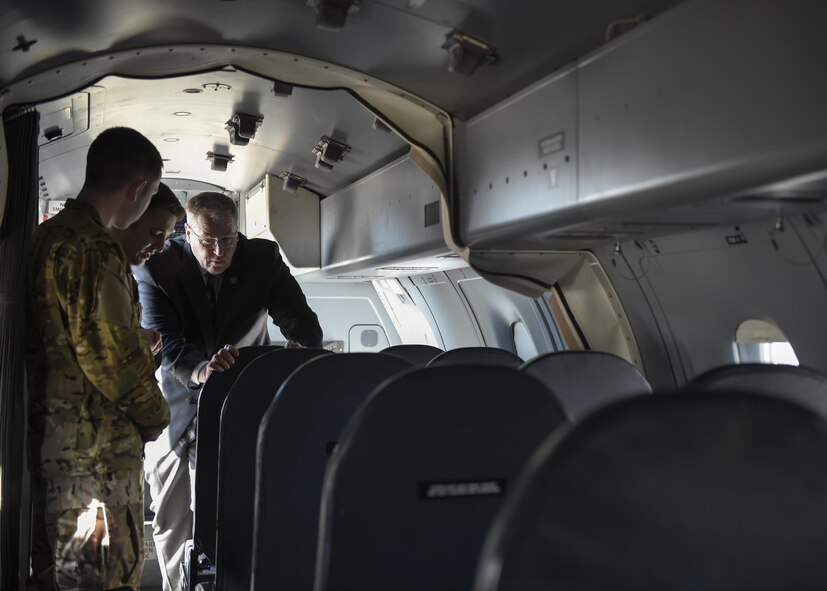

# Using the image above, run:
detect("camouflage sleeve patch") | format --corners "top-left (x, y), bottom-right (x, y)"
top-left (95, 266), bottom-right (134, 327)
top-left (57, 245), bottom-right (170, 435)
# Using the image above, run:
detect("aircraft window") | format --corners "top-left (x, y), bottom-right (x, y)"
top-left (373, 279), bottom-right (439, 346)
top-left (735, 319), bottom-right (799, 366)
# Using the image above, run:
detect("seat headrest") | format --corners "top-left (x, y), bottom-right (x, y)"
top-left (428, 347), bottom-right (523, 368)
top-left (477, 391), bottom-right (827, 591)
top-left (521, 351), bottom-right (651, 420)
top-left (690, 363), bottom-right (827, 419)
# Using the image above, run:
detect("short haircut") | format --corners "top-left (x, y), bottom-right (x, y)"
top-left (145, 183), bottom-right (186, 220)
top-left (185, 192), bottom-right (238, 225)
top-left (84, 127), bottom-right (163, 193)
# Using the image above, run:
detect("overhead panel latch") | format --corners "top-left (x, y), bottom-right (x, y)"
top-left (225, 112), bottom-right (263, 146)
top-left (312, 136), bottom-right (351, 171)
top-left (280, 172), bottom-right (307, 194)
top-left (441, 30), bottom-right (498, 77)
top-left (206, 151), bottom-right (235, 172)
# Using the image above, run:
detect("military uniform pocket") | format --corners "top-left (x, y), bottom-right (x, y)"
top-left (53, 503), bottom-right (108, 589)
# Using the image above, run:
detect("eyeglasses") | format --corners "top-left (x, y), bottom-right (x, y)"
top-left (187, 224), bottom-right (238, 250)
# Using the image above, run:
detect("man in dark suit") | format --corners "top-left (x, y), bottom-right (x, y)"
top-left (134, 191), bottom-right (322, 591)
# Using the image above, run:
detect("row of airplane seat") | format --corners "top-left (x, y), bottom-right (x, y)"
top-left (189, 345), bottom-right (652, 590)
top-left (252, 352), bottom-right (413, 590)
top-left (385, 344), bottom-right (653, 421)
top-left (477, 364), bottom-right (827, 590)
top-left (185, 344), bottom-right (827, 591)
top-left (216, 348), bottom-right (333, 590)
top-left (193, 345), bottom-right (280, 566)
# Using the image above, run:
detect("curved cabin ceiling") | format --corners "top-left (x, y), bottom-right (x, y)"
top-left (36, 69), bottom-right (411, 199)
top-left (1, 0), bottom-right (684, 120)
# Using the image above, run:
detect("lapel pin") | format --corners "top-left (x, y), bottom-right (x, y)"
top-left (230, 276), bottom-right (238, 285)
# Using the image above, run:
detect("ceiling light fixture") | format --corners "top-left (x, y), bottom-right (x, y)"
top-left (173, 111), bottom-right (191, 117)
top-left (164, 137), bottom-right (180, 142)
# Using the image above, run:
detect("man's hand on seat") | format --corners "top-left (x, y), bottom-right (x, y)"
top-left (198, 344), bottom-right (240, 383)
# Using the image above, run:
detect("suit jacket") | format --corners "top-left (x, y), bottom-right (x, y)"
top-left (133, 234), bottom-right (323, 449)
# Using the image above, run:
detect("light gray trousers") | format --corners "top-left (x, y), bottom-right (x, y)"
top-left (144, 437), bottom-right (196, 591)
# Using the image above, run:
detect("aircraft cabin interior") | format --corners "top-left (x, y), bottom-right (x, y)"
top-left (1, 0), bottom-right (826, 589)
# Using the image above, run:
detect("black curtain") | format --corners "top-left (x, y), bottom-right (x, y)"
top-left (0, 106), bottom-right (39, 591)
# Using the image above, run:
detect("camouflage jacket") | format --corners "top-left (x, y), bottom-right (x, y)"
top-left (25, 199), bottom-right (170, 477)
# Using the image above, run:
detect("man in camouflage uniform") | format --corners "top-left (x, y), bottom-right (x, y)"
top-left (26, 127), bottom-right (171, 590)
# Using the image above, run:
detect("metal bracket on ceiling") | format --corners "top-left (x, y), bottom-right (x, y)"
top-left (441, 30), bottom-right (498, 77)
top-left (312, 136), bottom-right (351, 171)
top-left (225, 112), bottom-right (263, 146)
top-left (206, 151), bottom-right (235, 172)
top-left (280, 172), bottom-right (307, 194)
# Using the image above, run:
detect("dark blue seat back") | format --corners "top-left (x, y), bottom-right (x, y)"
top-left (475, 392), bottom-right (827, 591)
top-left (689, 363), bottom-right (827, 418)
top-left (250, 353), bottom-right (412, 591)
top-left (381, 343), bottom-right (444, 366)
top-left (428, 347), bottom-right (523, 368)
top-left (215, 348), bottom-right (331, 591)
top-left (521, 351), bottom-right (651, 421)
top-left (194, 345), bottom-right (279, 562)
top-left (315, 365), bottom-right (567, 591)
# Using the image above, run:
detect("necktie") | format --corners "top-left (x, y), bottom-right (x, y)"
top-left (205, 274), bottom-right (217, 316)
